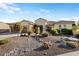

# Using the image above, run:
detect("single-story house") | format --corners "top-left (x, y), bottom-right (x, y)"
top-left (54, 21), bottom-right (75, 29)
top-left (20, 20), bottom-right (34, 33)
top-left (35, 18), bottom-right (48, 33)
top-left (48, 21), bottom-right (75, 30)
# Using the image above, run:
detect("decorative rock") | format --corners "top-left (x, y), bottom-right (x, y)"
top-left (66, 41), bottom-right (78, 48)
top-left (43, 52), bottom-right (47, 55)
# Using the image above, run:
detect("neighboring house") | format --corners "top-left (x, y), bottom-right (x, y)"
top-left (35, 18), bottom-right (48, 33)
top-left (20, 20), bottom-right (34, 33)
top-left (0, 22), bottom-right (11, 33)
top-left (49, 21), bottom-right (75, 30)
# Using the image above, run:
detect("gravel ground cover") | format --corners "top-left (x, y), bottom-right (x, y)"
top-left (0, 36), bottom-right (79, 56)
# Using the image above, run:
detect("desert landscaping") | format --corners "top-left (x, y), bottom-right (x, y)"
top-left (0, 35), bottom-right (79, 56)
top-left (0, 18), bottom-right (79, 56)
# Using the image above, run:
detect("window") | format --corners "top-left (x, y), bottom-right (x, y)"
top-left (59, 24), bottom-right (66, 29)
top-left (72, 24), bottom-right (75, 26)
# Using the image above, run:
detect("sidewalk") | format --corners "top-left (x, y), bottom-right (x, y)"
top-left (57, 50), bottom-right (79, 56)
top-left (0, 34), bottom-right (20, 40)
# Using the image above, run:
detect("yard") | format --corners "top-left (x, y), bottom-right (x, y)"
top-left (0, 35), bottom-right (79, 56)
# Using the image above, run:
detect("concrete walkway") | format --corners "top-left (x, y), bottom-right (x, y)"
top-left (0, 34), bottom-right (20, 40)
top-left (57, 50), bottom-right (79, 56)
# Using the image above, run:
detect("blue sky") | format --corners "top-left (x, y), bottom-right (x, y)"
top-left (0, 3), bottom-right (79, 23)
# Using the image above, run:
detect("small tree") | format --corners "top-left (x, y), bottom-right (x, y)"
top-left (14, 22), bottom-right (24, 36)
top-left (72, 24), bottom-right (77, 37)
top-left (46, 25), bottom-right (51, 36)
top-left (33, 24), bottom-right (39, 40)
top-left (33, 24), bottom-right (38, 34)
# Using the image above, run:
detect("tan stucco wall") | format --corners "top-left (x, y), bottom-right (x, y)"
top-left (0, 22), bottom-right (11, 32)
top-left (52, 24), bottom-right (73, 30)
top-left (0, 23), bottom-right (10, 29)
top-left (35, 20), bottom-right (47, 26)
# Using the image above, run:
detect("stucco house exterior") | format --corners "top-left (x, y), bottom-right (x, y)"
top-left (48, 21), bottom-right (75, 30)
top-left (54, 21), bottom-right (75, 29)
top-left (3, 19), bottom-right (75, 34)
top-left (35, 18), bottom-right (48, 33)
top-left (20, 20), bottom-right (34, 33)
top-left (0, 22), bottom-right (11, 33)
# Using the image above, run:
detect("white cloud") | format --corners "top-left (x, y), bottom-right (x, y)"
top-left (18, 10), bottom-right (32, 15)
top-left (0, 3), bottom-right (21, 14)
top-left (40, 9), bottom-right (50, 13)
top-left (18, 11), bottom-right (23, 14)
top-left (40, 9), bottom-right (45, 12)
top-left (45, 10), bottom-right (50, 13)
top-left (73, 17), bottom-right (79, 25)
top-left (25, 11), bottom-right (31, 13)
top-left (60, 17), bottom-right (79, 21)
top-left (60, 18), bottom-right (69, 20)
top-left (73, 17), bottom-right (79, 20)
top-left (47, 15), bottom-right (52, 18)
top-left (0, 19), bottom-right (16, 23)
top-left (35, 12), bottom-right (40, 15)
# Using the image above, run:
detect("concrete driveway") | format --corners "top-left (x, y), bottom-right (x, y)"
top-left (0, 34), bottom-right (20, 40)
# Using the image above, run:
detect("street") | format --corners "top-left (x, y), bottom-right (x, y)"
top-left (0, 34), bottom-right (20, 40)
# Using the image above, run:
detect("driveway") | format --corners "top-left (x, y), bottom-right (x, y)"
top-left (0, 34), bottom-right (20, 40)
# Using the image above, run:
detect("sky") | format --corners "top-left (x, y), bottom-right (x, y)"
top-left (0, 3), bottom-right (79, 23)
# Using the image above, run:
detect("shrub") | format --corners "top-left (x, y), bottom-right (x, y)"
top-left (42, 42), bottom-right (52, 49)
top-left (14, 22), bottom-right (23, 33)
top-left (61, 40), bottom-right (67, 48)
top-left (42, 33), bottom-right (48, 37)
top-left (0, 38), bottom-right (10, 45)
top-left (61, 29), bottom-right (73, 35)
top-left (46, 26), bottom-right (51, 32)
top-left (49, 30), bottom-right (56, 35)
top-left (66, 41), bottom-right (78, 48)
top-left (56, 29), bottom-right (60, 34)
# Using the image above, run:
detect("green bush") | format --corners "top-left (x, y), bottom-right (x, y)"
top-left (56, 29), bottom-right (60, 34)
top-left (49, 30), bottom-right (56, 35)
top-left (0, 38), bottom-right (10, 45)
top-left (42, 33), bottom-right (48, 37)
top-left (61, 29), bottom-right (73, 35)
